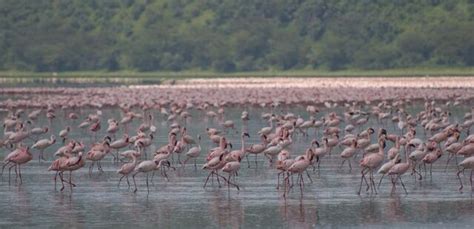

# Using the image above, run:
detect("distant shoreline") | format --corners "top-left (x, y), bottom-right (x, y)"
top-left (1, 68), bottom-right (474, 80)
top-left (1, 76), bottom-right (473, 89)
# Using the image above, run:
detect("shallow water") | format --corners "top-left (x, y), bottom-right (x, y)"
top-left (1, 104), bottom-right (474, 228)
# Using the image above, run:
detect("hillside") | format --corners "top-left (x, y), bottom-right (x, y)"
top-left (1, 0), bottom-right (473, 72)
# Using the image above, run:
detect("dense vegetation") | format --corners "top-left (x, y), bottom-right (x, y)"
top-left (1, 0), bottom-right (474, 72)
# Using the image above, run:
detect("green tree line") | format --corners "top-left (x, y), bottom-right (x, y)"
top-left (0, 0), bottom-right (473, 72)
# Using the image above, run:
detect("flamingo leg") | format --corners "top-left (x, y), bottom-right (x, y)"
top-left (255, 154), bottom-right (258, 168)
top-left (132, 172), bottom-right (138, 193)
top-left (89, 161), bottom-right (95, 176)
top-left (339, 159), bottom-right (346, 169)
top-left (429, 163), bottom-right (433, 178)
top-left (18, 164), bottom-right (22, 185)
top-left (277, 171), bottom-right (282, 190)
top-left (299, 174), bottom-right (304, 195)
top-left (69, 171), bottom-right (74, 192)
top-left (146, 173), bottom-right (149, 194)
top-left (399, 176), bottom-right (408, 195)
top-left (54, 171), bottom-right (58, 190)
top-left (1, 161), bottom-right (11, 178)
top-left (216, 173), bottom-right (239, 190)
top-left (457, 168), bottom-right (465, 192)
top-left (118, 175), bottom-right (125, 187)
top-left (8, 163), bottom-right (16, 185)
top-left (371, 170), bottom-right (377, 194)
top-left (216, 171), bottom-right (222, 188)
top-left (283, 173), bottom-right (290, 197)
top-left (364, 171), bottom-right (370, 192)
top-left (38, 149), bottom-right (43, 163)
top-left (98, 161), bottom-right (104, 173)
top-left (445, 153), bottom-right (453, 172)
top-left (162, 167), bottom-right (170, 182)
top-left (390, 175), bottom-right (396, 193)
top-left (470, 169), bottom-right (473, 192)
top-left (378, 174), bottom-right (385, 188)
top-left (14, 164), bottom-right (18, 183)
top-left (423, 163), bottom-right (427, 177)
top-left (246, 155), bottom-right (250, 168)
top-left (317, 159), bottom-right (321, 174)
top-left (357, 168), bottom-right (368, 195)
top-left (59, 172), bottom-right (65, 191)
top-left (305, 170), bottom-right (313, 183)
top-left (203, 171), bottom-right (213, 188)
top-left (300, 173), bottom-right (305, 188)
top-left (150, 171), bottom-right (155, 186)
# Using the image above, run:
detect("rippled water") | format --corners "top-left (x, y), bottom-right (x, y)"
top-left (1, 104), bottom-right (474, 228)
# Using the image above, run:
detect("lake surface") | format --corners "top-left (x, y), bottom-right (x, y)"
top-left (1, 103), bottom-right (474, 228)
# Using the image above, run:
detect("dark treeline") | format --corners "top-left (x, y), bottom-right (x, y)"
top-left (1, 0), bottom-right (473, 72)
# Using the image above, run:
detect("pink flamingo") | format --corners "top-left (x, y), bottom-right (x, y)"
top-left (456, 156), bottom-right (474, 193)
top-left (48, 151), bottom-right (84, 191)
top-left (117, 151), bottom-right (140, 188)
top-left (387, 148), bottom-right (411, 194)
top-left (221, 156), bottom-right (242, 190)
top-left (283, 148), bottom-right (314, 197)
top-left (32, 135), bottom-right (56, 162)
top-left (357, 136), bottom-right (386, 195)
top-left (132, 159), bottom-right (171, 193)
top-left (2, 146), bottom-right (32, 185)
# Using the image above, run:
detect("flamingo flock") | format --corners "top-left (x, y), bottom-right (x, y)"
top-left (0, 85), bottom-right (474, 198)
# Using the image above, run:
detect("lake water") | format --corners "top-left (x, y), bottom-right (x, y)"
top-left (1, 103), bottom-right (474, 228)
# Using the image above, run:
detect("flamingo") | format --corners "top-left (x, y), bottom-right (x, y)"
top-left (110, 135), bottom-right (130, 161)
top-left (86, 140), bottom-right (111, 175)
top-left (263, 141), bottom-right (283, 166)
top-left (2, 146), bottom-right (32, 185)
top-left (32, 135), bottom-right (56, 162)
top-left (422, 148), bottom-right (442, 178)
top-left (49, 152), bottom-right (85, 191)
top-left (340, 139), bottom-right (358, 171)
top-left (226, 132), bottom-right (250, 163)
top-left (445, 140), bottom-right (463, 171)
top-left (357, 136), bottom-right (386, 195)
top-left (377, 153), bottom-right (401, 187)
top-left (283, 148), bottom-right (314, 197)
top-left (388, 145), bottom-right (413, 194)
top-left (203, 154), bottom-right (228, 188)
top-left (30, 126), bottom-right (48, 139)
top-left (135, 133), bottom-right (154, 159)
top-left (312, 139), bottom-right (329, 171)
top-left (276, 153), bottom-right (295, 190)
top-left (59, 126), bottom-right (70, 143)
top-left (117, 151), bottom-right (141, 188)
top-left (245, 134), bottom-right (268, 168)
top-left (258, 119), bottom-right (274, 136)
top-left (387, 136), bottom-right (401, 160)
top-left (221, 157), bottom-right (242, 190)
top-left (132, 159), bottom-right (171, 193)
top-left (182, 135), bottom-right (202, 169)
top-left (7, 128), bottom-right (30, 145)
top-left (456, 155), bottom-right (474, 193)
